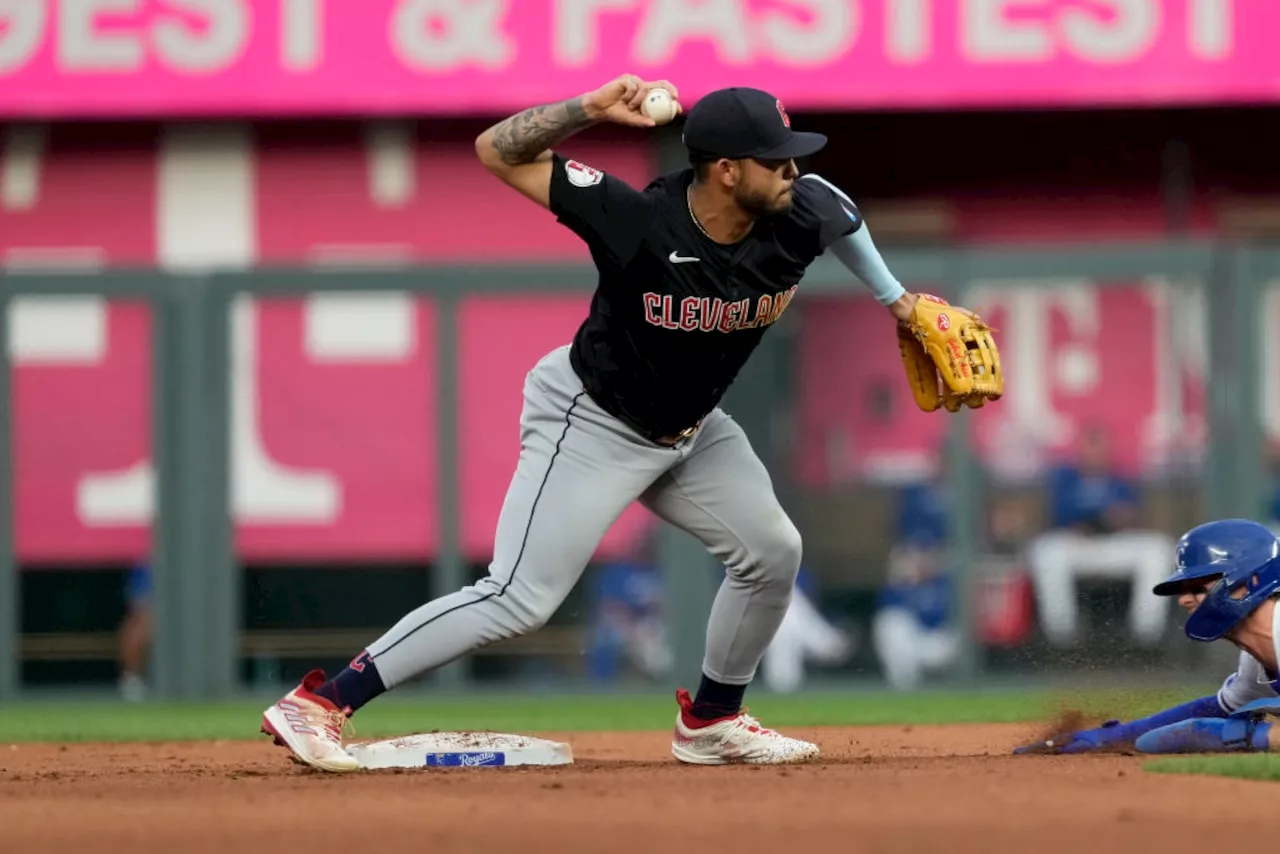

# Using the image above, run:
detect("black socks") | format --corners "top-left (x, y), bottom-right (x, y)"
top-left (689, 673), bottom-right (746, 721)
top-left (312, 651), bottom-right (386, 714)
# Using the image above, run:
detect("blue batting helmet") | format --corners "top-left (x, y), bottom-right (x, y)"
top-left (1153, 519), bottom-right (1280, 641)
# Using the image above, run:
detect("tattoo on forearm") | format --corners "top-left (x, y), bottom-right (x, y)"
top-left (490, 97), bottom-right (593, 165)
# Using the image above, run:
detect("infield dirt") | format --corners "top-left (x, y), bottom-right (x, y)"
top-left (0, 723), bottom-right (1268, 852)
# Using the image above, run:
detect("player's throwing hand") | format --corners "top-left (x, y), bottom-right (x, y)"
top-left (582, 74), bottom-right (681, 128)
top-left (473, 74), bottom-right (680, 208)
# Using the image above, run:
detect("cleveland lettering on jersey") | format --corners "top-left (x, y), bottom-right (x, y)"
top-left (548, 153), bottom-right (860, 442)
top-left (642, 286), bottom-right (798, 333)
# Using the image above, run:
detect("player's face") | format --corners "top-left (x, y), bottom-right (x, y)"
top-left (1173, 577), bottom-right (1269, 643)
top-left (1177, 583), bottom-right (1212, 614)
top-left (1175, 576), bottom-right (1248, 618)
top-left (733, 157), bottom-right (799, 217)
top-left (1172, 588), bottom-right (1203, 614)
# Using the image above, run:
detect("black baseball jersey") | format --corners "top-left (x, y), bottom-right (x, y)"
top-left (548, 153), bottom-right (862, 442)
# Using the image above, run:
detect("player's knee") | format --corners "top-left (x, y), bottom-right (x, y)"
top-left (477, 585), bottom-right (557, 638)
top-left (507, 599), bottom-right (555, 635)
top-left (754, 517), bottom-right (803, 591)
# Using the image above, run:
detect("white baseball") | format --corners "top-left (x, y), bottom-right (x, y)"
top-left (641, 88), bottom-right (678, 125)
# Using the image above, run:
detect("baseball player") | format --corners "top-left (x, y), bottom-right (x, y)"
top-left (1014, 517), bottom-right (1280, 756)
top-left (261, 74), bottom-right (1002, 772)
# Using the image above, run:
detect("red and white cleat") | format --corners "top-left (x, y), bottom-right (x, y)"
top-left (670, 688), bottom-right (819, 766)
top-left (261, 669), bottom-right (361, 773)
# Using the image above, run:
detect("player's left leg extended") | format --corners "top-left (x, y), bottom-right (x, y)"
top-left (261, 344), bottom-right (675, 771)
top-left (638, 409), bottom-right (818, 765)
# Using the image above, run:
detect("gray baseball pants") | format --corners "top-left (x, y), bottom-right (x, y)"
top-left (365, 344), bottom-right (802, 688)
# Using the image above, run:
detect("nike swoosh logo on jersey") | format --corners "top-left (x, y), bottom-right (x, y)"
top-left (669, 251), bottom-right (701, 264)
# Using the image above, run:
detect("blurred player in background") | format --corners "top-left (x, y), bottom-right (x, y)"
top-left (760, 568), bottom-right (856, 694)
top-left (585, 547), bottom-right (672, 684)
top-left (873, 548), bottom-right (956, 691)
top-left (872, 478), bottom-right (957, 690)
top-left (586, 558), bottom-right (852, 692)
top-left (117, 561), bottom-right (153, 702)
top-left (1027, 425), bottom-right (1173, 647)
top-left (1015, 518), bottom-right (1280, 755)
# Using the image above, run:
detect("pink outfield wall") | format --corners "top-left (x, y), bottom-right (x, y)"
top-left (0, 127), bottom-right (1261, 565)
top-left (14, 284), bottom-right (1263, 565)
top-left (1, 1), bottom-right (1277, 119)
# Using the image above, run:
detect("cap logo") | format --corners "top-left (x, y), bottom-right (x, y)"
top-left (776, 99), bottom-right (791, 128)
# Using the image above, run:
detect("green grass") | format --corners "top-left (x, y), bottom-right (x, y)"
top-left (1146, 754), bottom-right (1280, 782)
top-left (0, 685), bottom-right (1199, 744)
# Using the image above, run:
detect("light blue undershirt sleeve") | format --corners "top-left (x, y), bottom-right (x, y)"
top-left (827, 224), bottom-right (906, 306)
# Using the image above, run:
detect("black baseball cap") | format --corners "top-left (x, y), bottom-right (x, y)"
top-left (682, 87), bottom-right (827, 162)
